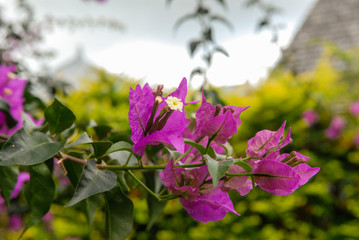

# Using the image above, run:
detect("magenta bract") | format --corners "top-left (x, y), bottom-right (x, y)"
top-left (252, 152), bottom-right (319, 195)
top-left (246, 121), bottom-right (292, 158)
top-left (0, 64), bottom-right (26, 135)
top-left (194, 92), bottom-right (248, 144)
top-left (129, 78), bottom-right (189, 155)
top-left (159, 159), bottom-right (239, 222)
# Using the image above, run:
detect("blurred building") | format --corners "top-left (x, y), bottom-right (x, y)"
top-left (54, 46), bottom-right (97, 89)
top-left (281, 0), bottom-right (359, 74)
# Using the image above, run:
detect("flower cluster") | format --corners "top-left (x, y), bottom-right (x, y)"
top-left (129, 79), bottom-right (320, 222)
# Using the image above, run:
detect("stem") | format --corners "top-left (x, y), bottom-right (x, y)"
top-left (98, 162), bottom-right (205, 171)
top-left (158, 194), bottom-right (181, 201)
top-left (99, 165), bottom-right (165, 170)
top-left (127, 170), bottom-right (161, 201)
top-left (175, 146), bottom-right (194, 164)
top-left (60, 153), bottom-right (87, 165)
top-left (124, 153), bottom-right (133, 166)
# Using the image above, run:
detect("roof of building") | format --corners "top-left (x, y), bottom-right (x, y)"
top-left (281, 0), bottom-right (359, 74)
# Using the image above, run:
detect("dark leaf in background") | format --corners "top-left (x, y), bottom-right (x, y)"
top-left (203, 53), bottom-right (212, 66)
top-left (214, 46), bottom-right (229, 57)
top-left (44, 98), bottom-right (76, 135)
top-left (63, 157), bottom-right (84, 187)
top-left (86, 194), bottom-right (104, 227)
top-left (190, 67), bottom-right (204, 80)
top-left (202, 27), bottom-right (213, 41)
top-left (144, 171), bottom-right (166, 230)
top-left (189, 39), bottom-right (202, 57)
top-left (93, 125), bottom-right (112, 140)
top-left (66, 159), bottom-right (117, 207)
top-left (215, 0), bottom-right (228, 9)
top-left (90, 141), bottom-right (113, 158)
top-left (66, 132), bottom-right (92, 148)
top-left (0, 165), bottom-right (18, 207)
top-left (173, 13), bottom-right (197, 31)
top-left (20, 163), bottom-right (55, 238)
top-left (210, 15), bottom-right (233, 31)
top-left (105, 187), bottom-right (134, 240)
top-left (0, 128), bottom-right (66, 166)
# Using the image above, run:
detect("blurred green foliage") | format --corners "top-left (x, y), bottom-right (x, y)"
top-left (2, 45), bottom-right (359, 240)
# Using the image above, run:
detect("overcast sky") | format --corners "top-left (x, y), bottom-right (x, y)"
top-left (2, 0), bottom-right (317, 88)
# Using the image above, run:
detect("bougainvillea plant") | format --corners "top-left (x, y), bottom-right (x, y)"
top-left (0, 67), bottom-right (319, 239)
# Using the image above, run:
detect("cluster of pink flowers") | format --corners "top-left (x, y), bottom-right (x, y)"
top-left (0, 64), bottom-right (26, 135)
top-left (129, 79), bottom-right (320, 222)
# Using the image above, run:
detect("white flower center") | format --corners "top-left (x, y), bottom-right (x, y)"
top-left (4, 88), bottom-right (13, 96)
top-left (165, 96), bottom-right (183, 112)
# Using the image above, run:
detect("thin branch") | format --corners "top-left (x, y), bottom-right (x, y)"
top-left (127, 170), bottom-right (161, 201)
top-left (60, 153), bottom-right (87, 165)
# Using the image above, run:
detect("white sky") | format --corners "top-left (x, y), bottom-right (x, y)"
top-left (1, 0), bottom-right (317, 88)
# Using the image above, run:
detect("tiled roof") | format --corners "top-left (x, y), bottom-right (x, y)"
top-left (281, 0), bottom-right (359, 74)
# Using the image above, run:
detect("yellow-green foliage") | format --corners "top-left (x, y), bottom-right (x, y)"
top-left (4, 47), bottom-right (359, 240)
top-left (61, 69), bottom-right (141, 132)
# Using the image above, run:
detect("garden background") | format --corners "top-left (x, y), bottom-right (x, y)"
top-left (1, 0), bottom-right (359, 239)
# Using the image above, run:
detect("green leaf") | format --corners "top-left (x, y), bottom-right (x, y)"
top-left (173, 13), bottom-right (197, 31)
top-left (214, 46), bottom-right (229, 57)
top-left (44, 98), bottom-right (76, 135)
top-left (90, 141), bottom-right (113, 158)
top-left (93, 125), bottom-right (112, 140)
top-left (0, 166), bottom-right (18, 207)
top-left (20, 163), bottom-right (55, 238)
top-left (218, 143), bottom-right (232, 156)
top-left (233, 159), bottom-right (253, 173)
top-left (204, 154), bottom-right (233, 187)
top-left (144, 171), bottom-right (166, 230)
top-left (105, 187), bottom-right (133, 240)
top-left (0, 99), bottom-right (17, 128)
top-left (184, 138), bottom-right (206, 155)
top-left (100, 141), bottom-right (132, 157)
top-left (207, 146), bottom-right (217, 159)
top-left (21, 113), bottom-right (38, 132)
top-left (0, 128), bottom-right (66, 166)
top-left (210, 15), bottom-right (233, 30)
top-left (86, 194), bottom-right (104, 227)
top-left (63, 159), bottom-right (84, 187)
top-left (189, 39), bottom-right (202, 57)
top-left (66, 132), bottom-right (92, 148)
top-left (190, 67), bottom-right (204, 80)
top-left (66, 159), bottom-right (117, 207)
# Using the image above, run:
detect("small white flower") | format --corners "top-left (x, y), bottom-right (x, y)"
top-left (165, 96), bottom-right (183, 112)
top-left (3, 88), bottom-right (13, 96)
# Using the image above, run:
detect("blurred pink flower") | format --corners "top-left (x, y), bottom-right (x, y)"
top-left (325, 116), bottom-right (345, 140)
top-left (349, 102), bottom-right (359, 116)
top-left (0, 64), bottom-right (26, 135)
top-left (9, 214), bottom-right (23, 231)
top-left (353, 134), bottom-right (359, 148)
top-left (10, 172), bottom-right (30, 199)
top-left (302, 110), bottom-right (319, 126)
